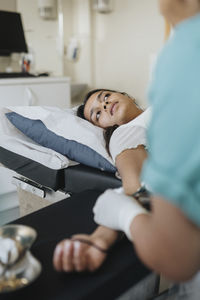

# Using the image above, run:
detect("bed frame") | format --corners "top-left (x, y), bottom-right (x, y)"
top-left (0, 146), bottom-right (121, 216)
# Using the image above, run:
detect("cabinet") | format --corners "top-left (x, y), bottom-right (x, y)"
top-left (0, 76), bottom-right (71, 107)
top-left (0, 76), bottom-right (71, 212)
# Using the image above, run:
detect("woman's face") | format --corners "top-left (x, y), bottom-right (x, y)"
top-left (158, 0), bottom-right (176, 17)
top-left (84, 90), bottom-right (140, 128)
top-left (158, 0), bottom-right (200, 25)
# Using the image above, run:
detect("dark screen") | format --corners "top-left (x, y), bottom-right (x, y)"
top-left (0, 10), bottom-right (28, 56)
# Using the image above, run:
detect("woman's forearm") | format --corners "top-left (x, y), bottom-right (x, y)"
top-left (116, 146), bottom-right (147, 195)
top-left (89, 148), bottom-right (147, 250)
top-left (91, 225), bottom-right (119, 248)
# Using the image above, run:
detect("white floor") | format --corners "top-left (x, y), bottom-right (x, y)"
top-left (0, 206), bottom-right (20, 226)
top-left (0, 191), bottom-right (20, 226)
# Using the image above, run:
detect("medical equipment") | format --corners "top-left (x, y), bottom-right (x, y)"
top-left (0, 146), bottom-right (121, 216)
top-left (0, 225), bottom-right (41, 293)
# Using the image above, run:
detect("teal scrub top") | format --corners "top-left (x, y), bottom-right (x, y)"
top-left (141, 13), bottom-right (200, 227)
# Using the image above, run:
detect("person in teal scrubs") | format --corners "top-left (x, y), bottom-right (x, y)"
top-left (93, 0), bottom-right (200, 299)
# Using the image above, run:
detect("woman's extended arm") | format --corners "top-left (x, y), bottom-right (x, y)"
top-left (53, 146), bottom-right (147, 272)
top-left (115, 145), bottom-right (147, 195)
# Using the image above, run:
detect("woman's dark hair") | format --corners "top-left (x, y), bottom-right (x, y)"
top-left (104, 125), bottom-right (119, 156)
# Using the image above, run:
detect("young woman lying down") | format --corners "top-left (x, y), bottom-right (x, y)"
top-left (53, 89), bottom-right (151, 272)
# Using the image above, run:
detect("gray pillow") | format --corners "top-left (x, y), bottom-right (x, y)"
top-left (6, 112), bottom-right (116, 173)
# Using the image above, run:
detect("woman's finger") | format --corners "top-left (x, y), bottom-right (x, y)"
top-left (53, 243), bottom-right (63, 271)
top-left (73, 241), bottom-right (87, 271)
top-left (62, 240), bottom-right (74, 272)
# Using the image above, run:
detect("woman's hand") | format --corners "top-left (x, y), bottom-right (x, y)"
top-left (53, 233), bottom-right (109, 272)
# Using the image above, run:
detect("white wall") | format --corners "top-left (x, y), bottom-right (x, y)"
top-left (61, 0), bottom-right (164, 107)
top-left (91, 0), bottom-right (164, 107)
top-left (0, 0), bottom-right (63, 75)
top-left (0, 0), bottom-right (16, 11)
top-left (0, 0), bottom-right (164, 107)
top-left (17, 0), bottom-right (63, 75)
top-left (63, 0), bottom-right (93, 86)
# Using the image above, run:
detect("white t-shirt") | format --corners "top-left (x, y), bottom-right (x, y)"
top-left (109, 107), bottom-right (151, 163)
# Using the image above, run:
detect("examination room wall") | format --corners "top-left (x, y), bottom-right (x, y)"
top-left (0, 0), bottom-right (16, 10)
top-left (62, 0), bottom-right (165, 108)
top-left (1, 0), bottom-right (165, 108)
top-left (92, 0), bottom-right (164, 107)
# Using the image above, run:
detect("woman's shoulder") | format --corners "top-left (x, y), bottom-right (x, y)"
top-left (110, 108), bottom-right (151, 149)
top-left (122, 107), bottom-right (152, 130)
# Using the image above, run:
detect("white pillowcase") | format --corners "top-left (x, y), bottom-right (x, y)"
top-left (3, 106), bottom-right (115, 172)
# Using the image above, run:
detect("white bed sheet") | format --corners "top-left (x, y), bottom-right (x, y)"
top-left (0, 107), bottom-right (73, 170)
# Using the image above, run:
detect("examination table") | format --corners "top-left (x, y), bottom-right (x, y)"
top-left (1, 190), bottom-right (159, 300)
top-left (0, 146), bottom-right (121, 216)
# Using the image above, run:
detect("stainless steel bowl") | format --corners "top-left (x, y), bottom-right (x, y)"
top-left (0, 224), bottom-right (42, 293)
top-left (0, 224), bottom-right (37, 252)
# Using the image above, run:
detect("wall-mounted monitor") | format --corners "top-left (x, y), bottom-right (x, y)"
top-left (0, 10), bottom-right (28, 56)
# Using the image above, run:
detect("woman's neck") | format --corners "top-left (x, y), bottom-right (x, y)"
top-left (123, 106), bottom-right (143, 125)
